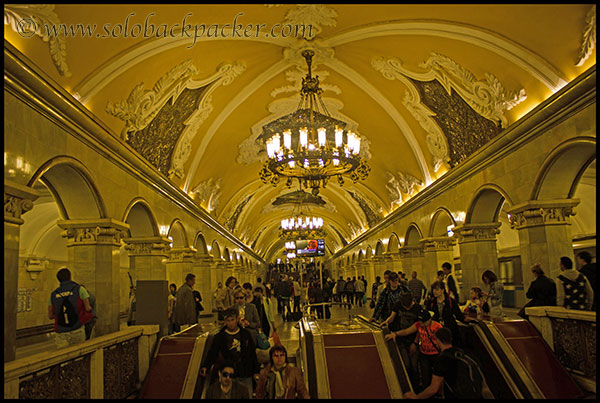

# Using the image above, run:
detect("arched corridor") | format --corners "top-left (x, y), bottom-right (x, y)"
top-left (4, 4), bottom-right (595, 399)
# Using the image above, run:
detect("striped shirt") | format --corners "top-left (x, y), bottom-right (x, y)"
top-left (408, 278), bottom-right (427, 302)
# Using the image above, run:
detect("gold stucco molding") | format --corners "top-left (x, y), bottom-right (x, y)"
top-left (4, 4), bottom-right (71, 77)
top-left (283, 4), bottom-right (338, 40)
top-left (4, 181), bottom-right (39, 225)
top-left (507, 199), bottom-right (580, 230)
top-left (122, 236), bottom-right (172, 256)
top-left (399, 245), bottom-right (424, 258)
top-left (106, 59), bottom-right (246, 179)
top-left (190, 177), bottom-right (222, 214)
top-left (453, 222), bottom-right (501, 243)
top-left (420, 236), bottom-right (456, 251)
top-left (167, 247), bottom-right (197, 263)
top-left (57, 219), bottom-right (130, 247)
top-left (575, 5), bottom-right (596, 67)
top-left (386, 171), bottom-right (423, 209)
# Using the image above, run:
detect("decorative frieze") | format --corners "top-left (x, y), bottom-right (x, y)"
top-left (507, 199), bottom-right (580, 229)
top-left (4, 181), bottom-right (39, 225)
top-left (400, 245), bottom-right (424, 258)
top-left (575, 5), bottom-right (596, 67)
top-left (166, 247), bottom-right (196, 263)
top-left (57, 219), bottom-right (129, 247)
top-left (419, 236), bottom-right (456, 252)
top-left (122, 236), bottom-right (172, 257)
top-left (453, 222), bottom-right (501, 243)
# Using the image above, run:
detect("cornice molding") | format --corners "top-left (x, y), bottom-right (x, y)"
top-left (4, 42), bottom-right (265, 265)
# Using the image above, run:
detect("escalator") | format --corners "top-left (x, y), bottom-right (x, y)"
top-left (139, 324), bottom-right (219, 399)
top-left (296, 314), bottom-right (413, 398)
top-left (458, 317), bottom-right (584, 399)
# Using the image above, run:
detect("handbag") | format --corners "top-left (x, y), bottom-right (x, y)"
top-left (481, 298), bottom-right (490, 313)
top-left (257, 331), bottom-right (270, 350)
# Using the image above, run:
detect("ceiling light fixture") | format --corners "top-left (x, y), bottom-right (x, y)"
top-left (259, 49), bottom-right (370, 196)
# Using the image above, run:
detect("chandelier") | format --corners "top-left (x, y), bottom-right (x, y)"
top-left (279, 191), bottom-right (327, 240)
top-left (259, 49), bottom-right (370, 196)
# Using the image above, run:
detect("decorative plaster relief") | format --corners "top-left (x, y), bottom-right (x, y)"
top-left (373, 53), bottom-right (526, 168)
top-left (386, 171), bottom-right (423, 208)
top-left (224, 193), bottom-right (255, 232)
top-left (190, 177), bottom-right (222, 214)
top-left (4, 192), bottom-right (34, 224)
top-left (4, 4), bottom-right (71, 77)
top-left (508, 203), bottom-right (578, 230)
top-left (575, 5), bottom-right (596, 66)
top-left (346, 189), bottom-right (383, 228)
top-left (106, 60), bottom-right (245, 178)
top-left (284, 4), bottom-right (338, 40)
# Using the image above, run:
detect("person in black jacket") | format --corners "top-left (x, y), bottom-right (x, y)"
top-left (577, 251), bottom-right (596, 311)
top-left (442, 262), bottom-right (460, 303)
top-left (424, 281), bottom-right (475, 348)
top-left (518, 264), bottom-right (557, 319)
top-left (200, 307), bottom-right (260, 395)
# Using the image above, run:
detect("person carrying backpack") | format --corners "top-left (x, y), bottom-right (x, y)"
top-left (48, 267), bottom-right (93, 349)
top-left (556, 256), bottom-right (594, 311)
top-left (403, 327), bottom-right (487, 399)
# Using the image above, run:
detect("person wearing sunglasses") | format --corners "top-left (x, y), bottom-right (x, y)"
top-left (255, 345), bottom-right (309, 399)
top-left (205, 360), bottom-right (251, 399)
top-left (234, 288), bottom-right (262, 346)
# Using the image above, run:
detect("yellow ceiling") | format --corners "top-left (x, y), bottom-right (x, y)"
top-left (5, 4), bottom-right (596, 261)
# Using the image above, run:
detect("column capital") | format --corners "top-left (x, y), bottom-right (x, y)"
top-left (400, 245), bottom-right (424, 258)
top-left (507, 199), bottom-right (579, 229)
top-left (57, 218), bottom-right (129, 247)
top-left (4, 181), bottom-right (39, 225)
top-left (166, 247), bottom-right (196, 263)
top-left (122, 236), bottom-right (172, 256)
top-left (193, 253), bottom-right (214, 265)
top-left (453, 222), bottom-right (502, 243)
top-left (419, 236), bottom-right (456, 251)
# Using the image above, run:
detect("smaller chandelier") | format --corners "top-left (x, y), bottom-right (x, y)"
top-left (278, 192), bottom-right (327, 240)
top-left (259, 49), bottom-right (370, 196)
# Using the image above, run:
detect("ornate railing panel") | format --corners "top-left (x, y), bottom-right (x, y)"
top-left (19, 354), bottom-right (91, 399)
top-left (103, 337), bottom-right (139, 399)
top-left (551, 317), bottom-right (596, 378)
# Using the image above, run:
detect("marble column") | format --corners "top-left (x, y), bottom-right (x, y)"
top-left (165, 247), bottom-right (196, 288)
top-left (420, 237), bottom-right (456, 282)
top-left (508, 199), bottom-right (580, 286)
top-left (57, 218), bottom-right (129, 337)
top-left (4, 181), bottom-right (39, 362)
top-left (454, 222), bottom-right (501, 303)
top-left (400, 245), bottom-right (425, 282)
top-left (123, 236), bottom-right (171, 281)
top-left (122, 236), bottom-right (171, 337)
top-left (192, 254), bottom-right (214, 314)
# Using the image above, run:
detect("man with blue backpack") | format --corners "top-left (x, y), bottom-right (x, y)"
top-left (403, 327), bottom-right (487, 399)
top-left (48, 267), bottom-right (93, 349)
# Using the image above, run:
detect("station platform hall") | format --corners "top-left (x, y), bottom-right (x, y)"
top-left (4, 4), bottom-right (596, 399)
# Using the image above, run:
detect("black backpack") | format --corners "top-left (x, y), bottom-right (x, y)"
top-left (558, 274), bottom-right (587, 310)
top-left (444, 348), bottom-right (484, 399)
top-left (57, 286), bottom-right (80, 328)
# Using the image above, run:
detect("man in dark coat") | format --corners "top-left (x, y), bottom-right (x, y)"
top-left (577, 251), bottom-right (596, 311)
top-left (200, 308), bottom-right (260, 395)
top-left (519, 264), bottom-right (557, 319)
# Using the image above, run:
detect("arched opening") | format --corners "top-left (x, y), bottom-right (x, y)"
top-left (211, 240), bottom-right (222, 260)
top-left (193, 233), bottom-right (209, 254)
top-left (223, 248), bottom-right (231, 262)
top-left (404, 224), bottom-right (423, 246)
top-left (387, 233), bottom-right (401, 252)
top-left (429, 207), bottom-right (456, 237)
top-left (375, 240), bottom-right (384, 255)
top-left (167, 219), bottom-right (189, 248)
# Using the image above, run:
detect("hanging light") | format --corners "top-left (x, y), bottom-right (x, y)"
top-left (259, 49), bottom-right (370, 196)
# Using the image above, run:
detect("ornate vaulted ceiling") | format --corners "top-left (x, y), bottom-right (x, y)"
top-left (5, 4), bottom-right (596, 261)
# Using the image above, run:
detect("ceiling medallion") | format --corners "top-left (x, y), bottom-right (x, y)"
top-left (259, 49), bottom-right (370, 196)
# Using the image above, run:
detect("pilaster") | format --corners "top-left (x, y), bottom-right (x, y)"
top-left (122, 236), bottom-right (171, 281)
top-left (508, 199), bottom-right (579, 284)
top-left (420, 236), bottom-right (455, 281)
top-left (165, 247), bottom-right (196, 287)
top-left (399, 245), bottom-right (425, 281)
top-left (4, 181), bottom-right (39, 362)
top-left (57, 218), bottom-right (130, 337)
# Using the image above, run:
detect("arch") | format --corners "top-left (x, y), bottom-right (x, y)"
top-left (223, 247), bottom-right (231, 262)
top-left (387, 233), bottom-right (401, 252)
top-left (358, 250), bottom-right (364, 261)
top-left (122, 197), bottom-right (160, 237)
top-left (365, 245), bottom-right (374, 260)
top-left (193, 232), bottom-right (209, 254)
top-left (351, 253), bottom-right (356, 263)
top-left (465, 184), bottom-right (514, 224)
top-left (167, 219), bottom-right (189, 248)
top-left (375, 240), bottom-right (385, 255)
top-left (27, 156), bottom-right (106, 219)
top-left (211, 240), bottom-right (222, 259)
top-left (531, 137), bottom-right (596, 200)
top-left (404, 223), bottom-right (423, 246)
top-left (429, 207), bottom-right (457, 237)
top-left (346, 255), bottom-right (351, 266)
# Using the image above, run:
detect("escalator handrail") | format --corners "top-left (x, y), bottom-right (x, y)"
top-left (298, 318), bottom-right (319, 399)
top-left (193, 325), bottom-right (223, 399)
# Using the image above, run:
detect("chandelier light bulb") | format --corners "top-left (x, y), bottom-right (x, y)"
top-left (333, 158), bottom-right (339, 166)
top-left (304, 159), bottom-right (310, 168)
top-left (288, 160), bottom-right (295, 168)
top-left (300, 128), bottom-right (308, 147)
top-left (266, 138), bottom-right (274, 158)
top-left (283, 130), bottom-right (292, 149)
top-left (335, 127), bottom-right (343, 147)
top-left (308, 143), bottom-right (315, 151)
top-left (318, 128), bottom-right (327, 147)
top-left (272, 134), bottom-right (281, 154)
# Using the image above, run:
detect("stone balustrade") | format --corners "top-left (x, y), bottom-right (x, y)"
top-left (526, 306), bottom-right (596, 393)
top-left (4, 325), bottom-right (159, 399)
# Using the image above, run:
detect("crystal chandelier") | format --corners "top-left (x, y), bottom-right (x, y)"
top-left (259, 49), bottom-right (370, 196)
top-left (279, 191), bottom-right (327, 240)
